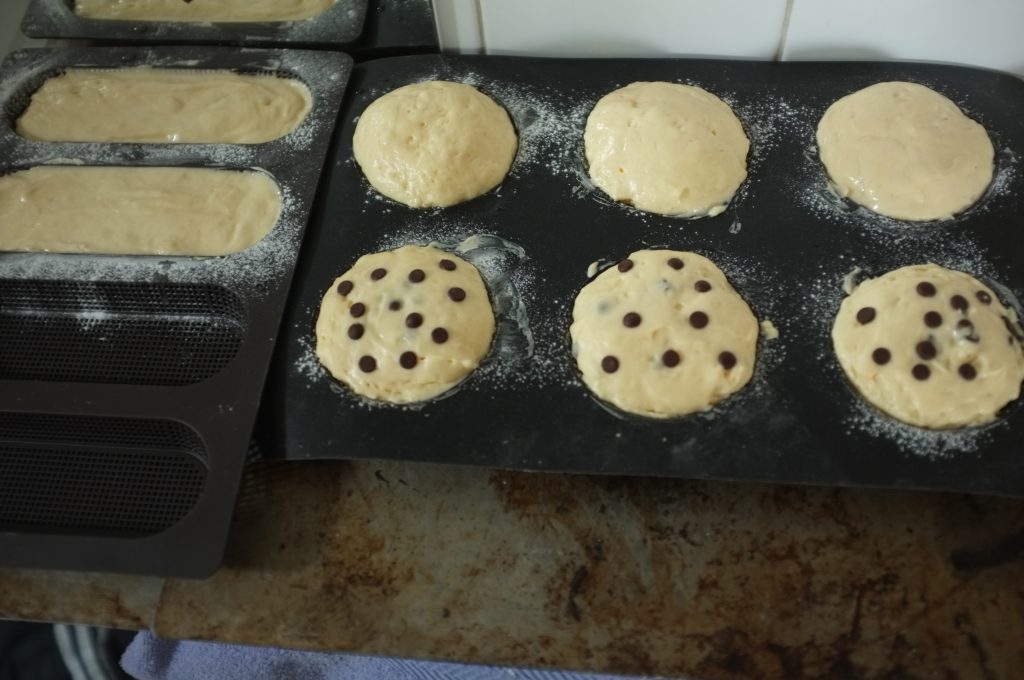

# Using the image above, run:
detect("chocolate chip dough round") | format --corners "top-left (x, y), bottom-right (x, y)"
top-left (583, 81), bottom-right (749, 217)
top-left (315, 245), bottom-right (495, 404)
top-left (352, 81), bottom-right (517, 208)
top-left (832, 264), bottom-right (1024, 428)
top-left (816, 81), bottom-right (994, 221)
top-left (570, 250), bottom-right (759, 417)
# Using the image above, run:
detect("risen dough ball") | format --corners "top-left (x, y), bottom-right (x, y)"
top-left (352, 81), bottom-right (517, 208)
top-left (316, 245), bottom-right (495, 404)
top-left (570, 250), bottom-right (758, 418)
top-left (584, 81), bottom-right (749, 217)
top-left (832, 264), bottom-right (1024, 429)
top-left (817, 81), bottom-right (994, 221)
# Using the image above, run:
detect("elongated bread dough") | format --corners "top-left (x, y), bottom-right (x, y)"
top-left (74, 0), bottom-right (335, 22)
top-left (832, 264), bottom-right (1024, 428)
top-left (352, 81), bottom-right (517, 209)
top-left (316, 246), bottom-right (495, 404)
top-left (584, 82), bottom-right (749, 217)
top-left (817, 82), bottom-right (994, 221)
top-left (17, 68), bottom-right (311, 144)
top-left (0, 166), bottom-right (281, 256)
top-left (570, 250), bottom-right (758, 417)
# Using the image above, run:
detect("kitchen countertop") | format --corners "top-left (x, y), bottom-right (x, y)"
top-left (2, 459), bottom-right (1023, 679)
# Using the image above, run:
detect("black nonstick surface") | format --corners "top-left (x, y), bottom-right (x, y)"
top-left (263, 55), bottom-right (1024, 498)
top-left (0, 47), bottom-right (351, 577)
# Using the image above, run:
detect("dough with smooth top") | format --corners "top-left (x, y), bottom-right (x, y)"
top-left (833, 264), bottom-right (1024, 429)
top-left (0, 166), bottom-right (281, 256)
top-left (570, 250), bottom-right (758, 417)
top-left (584, 81), bottom-right (749, 217)
top-left (316, 245), bottom-right (495, 404)
top-left (17, 68), bottom-right (311, 144)
top-left (352, 81), bottom-right (517, 208)
top-left (74, 0), bottom-right (334, 22)
top-left (817, 81), bottom-right (994, 221)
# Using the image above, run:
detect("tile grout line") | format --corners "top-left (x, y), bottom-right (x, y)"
top-left (474, 0), bottom-right (486, 54)
top-left (775, 0), bottom-right (796, 62)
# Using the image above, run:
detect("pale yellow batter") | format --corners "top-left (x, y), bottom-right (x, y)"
top-left (584, 82), bottom-right (749, 217)
top-left (74, 0), bottom-right (335, 22)
top-left (316, 246), bottom-right (495, 404)
top-left (352, 81), bottom-right (517, 209)
top-left (570, 250), bottom-right (759, 418)
top-left (817, 82), bottom-right (994, 221)
top-left (17, 68), bottom-right (311, 144)
top-left (833, 264), bottom-right (1024, 429)
top-left (0, 166), bottom-right (281, 256)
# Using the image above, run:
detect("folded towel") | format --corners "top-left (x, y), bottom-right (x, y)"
top-left (121, 632), bottom-right (672, 680)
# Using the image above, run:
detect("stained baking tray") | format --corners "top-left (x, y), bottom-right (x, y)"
top-left (21, 0), bottom-right (368, 47)
top-left (262, 55), bottom-right (1024, 499)
top-left (0, 46), bottom-right (351, 577)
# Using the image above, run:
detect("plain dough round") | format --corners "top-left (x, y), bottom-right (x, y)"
top-left (352, 81), bottom-right (517, 208)
top-left (833, 264), bottom-right (1024, 429)
top-left (817, 81), bottom-right (994, 221)
top-left (570, 250), bottom-right (759, 417)
top-left (584, 81), bottom-right (749, 217)
top-left (316, 245), bottom-right (495, 404)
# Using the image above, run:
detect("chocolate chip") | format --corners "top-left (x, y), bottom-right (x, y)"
top-left (917, 282), bottom-right (937, 297)
top-left (690, 311), bottom-right (709, 329)
top-left (872, 348), bottom-right (891, 365)
top-left (405, 312), bottom-right (423, 328)
top-left (916, 340), bottom-right (937, 360)
top-left (912, 364), bottom-right (930, 381)
top-left (622, 312), bottom-right (642, 328)
top-left (951, 295), bottom-right (968, 312)
top-left (667, 257), bottom-right (684, 270)
top-left (408, 269), bottom-right (426, 283)
top-left (400, 351), bottom-right (418, 369)
top-left (695, 280), bottom-right (712, 293)
top-left (977, 290), bottom-right (992, 304)
top-left (718, 351), bottom-right (737, 370)
top-left (602, 355), bottom-right (620, 373)
top-left (439, 259), bottom-right (457, 271)
top-left (662, 350), bottom-right (680, 367)
top-left (371, 268), bottom-right (387, 280)
top-left (448, 287), bottom-right (466, 302)
top-left (347, 324), bottom-right (364, 340)
top-left (350, 302), bottom-right (366, 318)
top-left (358, 356), bottom-right (376, 373)
top-left (617, 259), bottom-right (634, 272)
top-left (959, 364), bottom-right (977, 381)
top-left (389, 300), bottom-right (402, 311)
top-left (431, 327), bottom-right (449, 344)
top-left (924, 311), bottom-right (943, 328)
top-left (856, 307), bottom-right (876, 325)
top-left (337, 280), bottom-right (353, 296)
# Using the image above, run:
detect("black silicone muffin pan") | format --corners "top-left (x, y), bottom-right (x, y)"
top-left (0, 46), bottom-right (350, 577)
top-left (21, 0), bottom-right (368, 47)
top-left (262, 54), bottom-right (1024, 499)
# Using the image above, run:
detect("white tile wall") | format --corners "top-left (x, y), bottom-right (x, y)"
top-left (432, 0), bottom-right (483, 53)
top-left (477, 0), bottom-right (789, 59)
top-left (782, 0), bottom-right (1024, 78)
top-left (436, 0), bottom-right (1023, 78)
